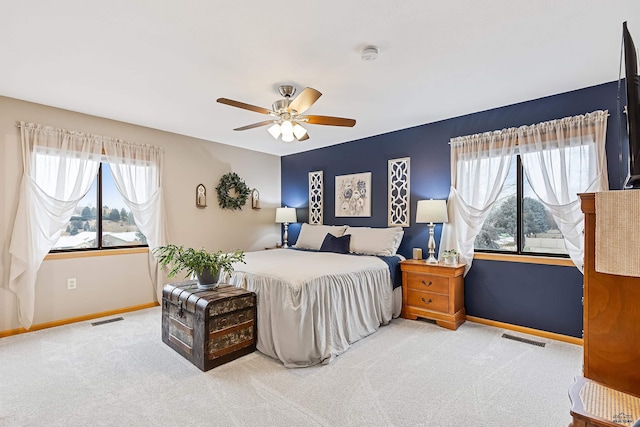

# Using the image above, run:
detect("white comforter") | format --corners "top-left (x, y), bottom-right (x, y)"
top-left (221, 249), bottom-right (395, 367)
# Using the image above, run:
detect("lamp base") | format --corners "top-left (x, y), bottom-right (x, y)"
top-left (282, 222), bottom-right (290, 249)
top-left (425, 255), bottom-right (438, 264)
top-left (426, 222), bottom-right (438, 264)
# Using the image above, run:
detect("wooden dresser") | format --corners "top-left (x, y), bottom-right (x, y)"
top-left (400, 260), bottom-right (465, 330)
top-left (580, 193), bottom-right (640, 397)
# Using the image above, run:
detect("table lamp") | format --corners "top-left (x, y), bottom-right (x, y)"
top-left (275, 207), bottom-right (297, 248)
top-left (416, 199), bottom-right (449, 264)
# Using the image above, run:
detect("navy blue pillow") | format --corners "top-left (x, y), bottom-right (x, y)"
top-left (319, 233), bottom-right (351, 254)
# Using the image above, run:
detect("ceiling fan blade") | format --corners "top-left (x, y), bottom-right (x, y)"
top-left (217, 98), bottom-right (272, 115)
top-left (303, 115), bottom-right (356, 127)
top-left (288, 87), bottom-right (322, 114)
top-left (233, 120), bottom-right (274, 131)
top-left (296, 132), bottom-right (310, 142)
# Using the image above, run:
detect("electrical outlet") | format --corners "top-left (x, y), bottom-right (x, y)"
top-left (67, 278), bottom-right (77, 290)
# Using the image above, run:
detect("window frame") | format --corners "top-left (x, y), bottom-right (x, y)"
top-left (474, 155), bottom-right (570, 259)
top-left (49, 162), bottom-right (149, 254)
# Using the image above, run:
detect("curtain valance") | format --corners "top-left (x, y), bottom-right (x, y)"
top-left (17, 122), bottom-right (163, 154)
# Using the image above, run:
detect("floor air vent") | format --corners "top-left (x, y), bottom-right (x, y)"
top-left (501, 333), bottom-right (546, 347)
top-left (91, 317), bottom-right (124, 326)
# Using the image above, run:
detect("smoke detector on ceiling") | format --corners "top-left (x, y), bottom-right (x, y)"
top-left (361, 45), bottom-right (379, 62)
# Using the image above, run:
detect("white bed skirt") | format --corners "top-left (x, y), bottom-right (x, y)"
top-left (222, 249), bottom-right (400, 367)
top-left (392, 286), bottom-right (402, 318)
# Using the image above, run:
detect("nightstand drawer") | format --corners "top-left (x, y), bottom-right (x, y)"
top-left (405, 273), bottom-right (449, 294)
top-left (406, 290), bottom-right (449, 313)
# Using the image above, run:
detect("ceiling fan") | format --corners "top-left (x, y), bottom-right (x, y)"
top-left (217, 85), bottom-right (356, 142)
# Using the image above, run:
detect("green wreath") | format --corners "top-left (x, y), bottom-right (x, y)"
top-left (216, 172), bottom-right (251, 210)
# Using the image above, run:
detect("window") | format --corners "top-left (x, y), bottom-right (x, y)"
top-left (51, 162), bottom-right (147, 251)
top-left (475, 141), bottom-right (595, 256)
top-left (442, 111), bottom-right (608, 272)
top-left (475, 156), bottom-right (568, 256)
top-left (11, 121), bottom-right (166, 328)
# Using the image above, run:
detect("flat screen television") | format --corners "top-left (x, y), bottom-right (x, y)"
top-left (623, 21), bottom-right (640, 189)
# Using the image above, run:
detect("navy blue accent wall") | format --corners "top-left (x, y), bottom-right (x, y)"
top-left (465, 260), bottom-right (584, 337)
top-left (281, 81), bottom-right (624, 338)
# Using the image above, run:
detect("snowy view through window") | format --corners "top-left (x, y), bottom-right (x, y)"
top-left (52, 164), bottom-right (146, 250)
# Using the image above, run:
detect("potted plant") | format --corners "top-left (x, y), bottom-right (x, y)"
top-left (442, 249), bottom-right (459, 265)
top-left (153, 244), bottom-right (245, 289)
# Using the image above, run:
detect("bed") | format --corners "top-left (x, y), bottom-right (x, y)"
top-left (220, 224), bottom-right (404, 368)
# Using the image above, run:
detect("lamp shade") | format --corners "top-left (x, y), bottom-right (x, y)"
top-left (275, 207), bottom-right (297, 223)
top-left (280, 120), bottom-right (293, 134)
top-left (280, 120), bottom-right (294, 142)
top-left (416, 199), bottom-right (448, 224)
top-left (293, 123), bottom-right (307, 139)
top-left (267, 123), bottom-right (281, 139)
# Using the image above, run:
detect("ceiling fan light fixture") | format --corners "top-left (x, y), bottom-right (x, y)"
top-left (293, 123), bottom-right (307, 139)
top-left (281, 132), bottom-right (295, 142)
top-left (280, 120), bottom-right (294, 142)
top-left (267, 123), bottom-right (281, 139)
top-left (218, 85), bottom-right (355, 143)
top-left (281, 120), bottom-right (293, 134)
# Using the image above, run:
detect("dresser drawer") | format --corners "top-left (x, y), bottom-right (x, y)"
top-left (405, 273), bottom-right (450, 294)
top-left (406, 290), bottom-right (449, 313)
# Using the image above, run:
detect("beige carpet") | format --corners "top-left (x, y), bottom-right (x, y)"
top-left (0, 307), bottom-right (582, 426)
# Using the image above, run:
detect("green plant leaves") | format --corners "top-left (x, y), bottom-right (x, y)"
top-left (153, 244), bottom-right (245, 279)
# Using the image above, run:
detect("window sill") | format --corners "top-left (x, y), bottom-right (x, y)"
top-left (45, 247), bottom-right (149, 261)
top-left (473, 252), bottom-right (574, 267)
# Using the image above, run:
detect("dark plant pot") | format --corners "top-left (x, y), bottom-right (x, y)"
top-left (196, 270), bottom-right (220, 290)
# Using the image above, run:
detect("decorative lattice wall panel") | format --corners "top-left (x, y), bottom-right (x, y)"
top-left (309, 171), bottom-right (323, 225)
top-left (388, 157), bottom-right (410, 227)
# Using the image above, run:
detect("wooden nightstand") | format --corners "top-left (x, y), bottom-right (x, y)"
top-left (400, 260), bottom-right (466, 330)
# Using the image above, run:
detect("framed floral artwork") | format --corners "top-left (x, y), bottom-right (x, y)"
top-left (335, 172), bottom-right (371, 217)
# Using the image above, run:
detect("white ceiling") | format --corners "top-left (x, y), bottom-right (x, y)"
top-left (1, 1), bottom-right (639, 156)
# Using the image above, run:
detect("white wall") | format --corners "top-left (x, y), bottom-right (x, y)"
top-left (0, 96), bottom-right (281, 331)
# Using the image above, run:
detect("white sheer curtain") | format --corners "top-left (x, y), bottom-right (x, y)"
top-left (9, 123), bottom-right (169, 329)
top-left (517, 110), bottom-right (609, 272)
top-left (9, 122), bottom-right (102, 329)
top-left (439, 129), bottom-right (518, 274)
top-left (103, 139), bottom-right (168, 301)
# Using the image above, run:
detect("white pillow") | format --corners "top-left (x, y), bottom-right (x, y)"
top-left (345, 226), bottom-right (404, 256)
top-left (294, 224), bottom-right (348, 250)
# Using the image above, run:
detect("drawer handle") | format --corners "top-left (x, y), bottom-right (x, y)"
top-left (421, 280), bottom-right (432, 287)
top-left (421, 297), bottom-right (433, 304)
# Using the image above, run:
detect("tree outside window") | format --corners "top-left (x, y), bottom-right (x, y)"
top-left (475, 156), bottom-right (568, 256)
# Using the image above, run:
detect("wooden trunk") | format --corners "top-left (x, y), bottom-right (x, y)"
top-left (162, 282), bottom-right (256, 371)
